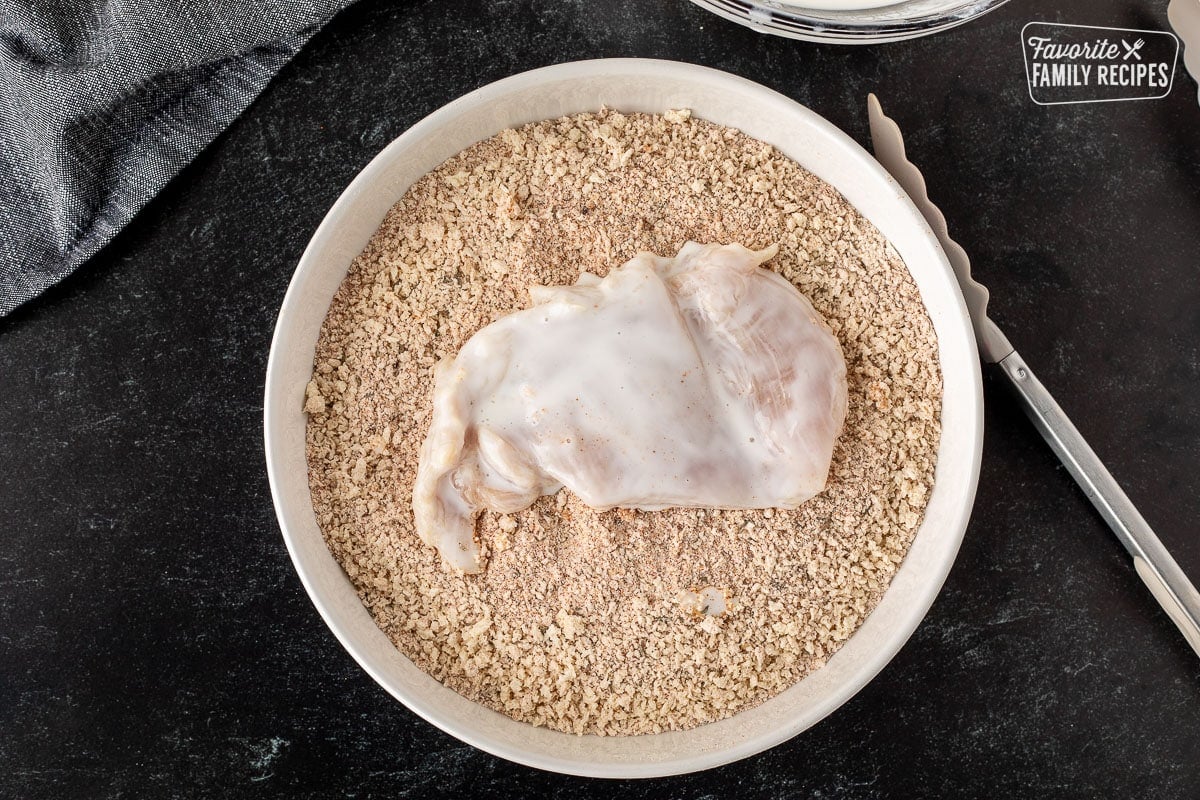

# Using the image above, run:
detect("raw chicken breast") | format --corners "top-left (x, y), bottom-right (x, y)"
top-left (412, 242), bottom-right (848, 573)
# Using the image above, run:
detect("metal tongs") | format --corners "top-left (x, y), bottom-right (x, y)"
top-left (868, 95), bottom-right (1200, 658)
top-left (1169, 0), bottom-right (1200, 104)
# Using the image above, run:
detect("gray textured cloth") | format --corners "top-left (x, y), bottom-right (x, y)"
top-left (0, 0), bottom-right (352, 316)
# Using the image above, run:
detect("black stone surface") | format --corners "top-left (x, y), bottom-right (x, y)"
top-left (2, 0), bottom-right (1198, 796)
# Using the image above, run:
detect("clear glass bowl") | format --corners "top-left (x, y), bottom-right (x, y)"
top-left (687, 0), bottom-right (1010, 44)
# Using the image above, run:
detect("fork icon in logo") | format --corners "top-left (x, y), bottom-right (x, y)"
top-left (1122, 38), bottom-right (1146, 59)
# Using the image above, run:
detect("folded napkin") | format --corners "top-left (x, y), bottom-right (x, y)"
top-left (0, 0), bottom-right (352, 317)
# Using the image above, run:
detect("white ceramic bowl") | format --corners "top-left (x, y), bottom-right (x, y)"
top-left (264, 58), bottom-right (982, 778)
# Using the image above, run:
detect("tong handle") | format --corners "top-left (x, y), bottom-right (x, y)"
top-left (997, 349), bottom-right (1200, 658)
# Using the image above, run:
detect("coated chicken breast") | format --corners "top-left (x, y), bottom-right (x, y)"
top-left (413, 242), bottom-right (848, 573)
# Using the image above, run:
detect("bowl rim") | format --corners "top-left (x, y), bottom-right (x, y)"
top-left (686, 0), bottom-right (1010, 44)
top-left (264, 57), bottom-right (983, 778)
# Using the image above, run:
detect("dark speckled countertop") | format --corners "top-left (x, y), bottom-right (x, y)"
top-left (2, 0), bottom-right (1199, 796)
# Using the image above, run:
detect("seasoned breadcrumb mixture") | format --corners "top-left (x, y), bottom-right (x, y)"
top-left (305, 109), bottom-right (941, 736)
